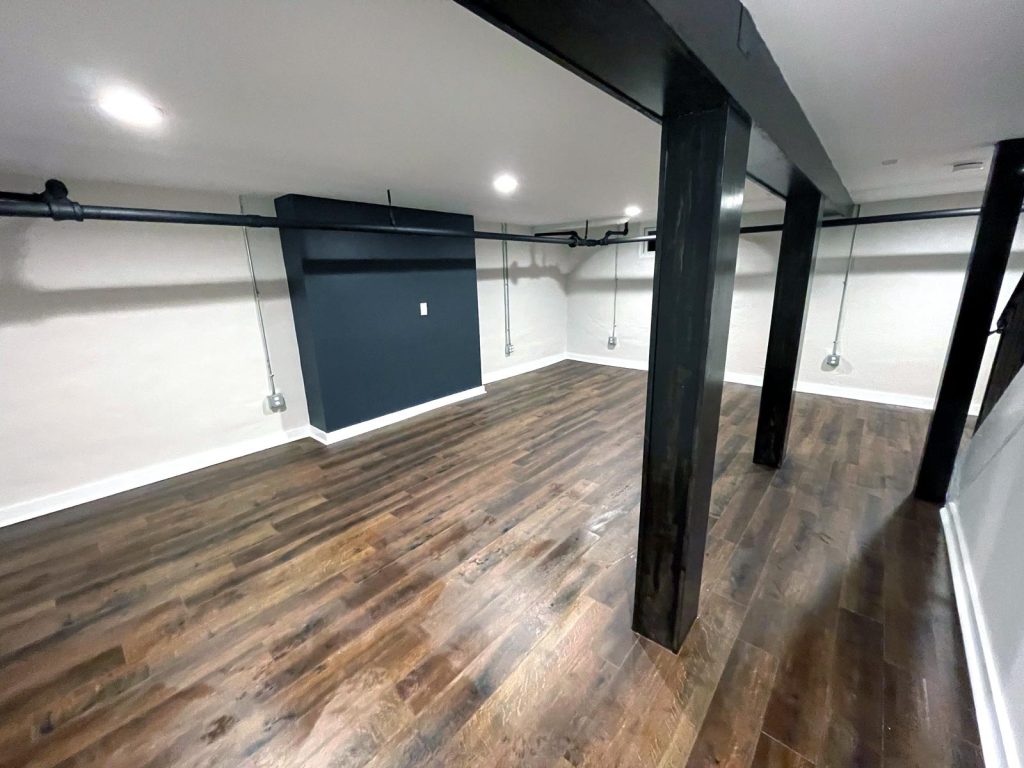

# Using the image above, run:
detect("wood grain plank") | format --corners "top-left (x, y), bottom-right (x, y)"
top-left (0, 362), bottom-right (977, 768)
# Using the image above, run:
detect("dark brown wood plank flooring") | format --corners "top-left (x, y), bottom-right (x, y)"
top-left (0, 361), bottom-right (980, 767)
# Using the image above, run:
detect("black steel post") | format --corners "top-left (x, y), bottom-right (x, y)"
top-left (632, 100), bottom-right (751, 651)
top-left (915, 138), bottom-right (1024, 503)
top-left (753, 180), bottom-right (823, 467)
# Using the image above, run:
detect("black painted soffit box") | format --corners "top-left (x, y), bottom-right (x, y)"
top-left (453, 0), bottom-right (854, 215)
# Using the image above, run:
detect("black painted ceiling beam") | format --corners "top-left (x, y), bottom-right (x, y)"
top-left (453, 0), bottom-right (853, 214)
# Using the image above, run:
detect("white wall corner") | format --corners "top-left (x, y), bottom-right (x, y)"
top-left (482, 354), bottom-right (567, 384)
top-left (565, 352), bottom-right (648, 371)
top-left (941, 502), bottom-right (1021, 768)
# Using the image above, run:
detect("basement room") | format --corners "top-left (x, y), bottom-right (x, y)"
top-left (1, 1), bottom-right (1022, 766)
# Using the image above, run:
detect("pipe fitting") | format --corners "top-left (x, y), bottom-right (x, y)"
top-left (41, 179), bottom-right (84, 221)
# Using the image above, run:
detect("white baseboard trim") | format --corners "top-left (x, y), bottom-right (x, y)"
top-left (565, 352), bottom-right (648, 371)
top-left (307, 386), bottom-right (487, 445)
top-left (795, 380), bottom-right (938, 411)
top-left (562, 353), bottom-right (981, 413)
top-left (723, 371), bottom-right (943, 410)
top-left (941, 502), bottom-right (1020, 768)
top-left (727, 373), bottom-right (947, 412)
top-left (482, 354), bottom-right (567, 384)
top-left (751, 375), bottom-right (981, 415)
top-left (723, 371), bottom-right (762, 388)
top-left (0, 427), bottom-right (309, 530)
top-left (0, 385), bottom-right (490, 530)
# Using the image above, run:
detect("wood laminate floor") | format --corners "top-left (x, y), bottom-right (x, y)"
top-left (0, 361), bottom-right (980, 767)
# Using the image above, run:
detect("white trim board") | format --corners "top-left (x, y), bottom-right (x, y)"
top-left (0, 386), bottom-right (486, 529)
top-left (307, 386), bottom-right (486, 445)
top-left (0, 352), bottom-right (973, 531)
top-left (730, 373), bottom-right (984, 415)
top-left (942, 502), bottom-right (1020, 768)
top-left (725, 372), bottom-right (950, 411)
top-left (0, 427), bottom-right (308, 530)
top-left (565, 352), bottom-right (647, 371)
top-left (482, 354), bottom-right (566, 384)
top-left (564, 352), bottom-right (982, 414)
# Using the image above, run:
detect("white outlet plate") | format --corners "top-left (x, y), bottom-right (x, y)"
top-left (420, 302), bottom-right (428, 316)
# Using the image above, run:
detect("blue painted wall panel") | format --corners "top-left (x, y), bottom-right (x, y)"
top-left (276, 195), bottom-right (482, 432)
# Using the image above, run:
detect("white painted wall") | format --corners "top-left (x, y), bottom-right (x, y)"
top-left (558, 194), bottom-right (1024, 411)
top-left (562, 220), bottom-right (656, 367)
top-left (475, 221), bottom-right (571, 381)
top-left (0, 184), bottom-right (580, 526)
top-left (946, 366), bottom-right (1024, 768)
top-left (5, 183), bottom-right (1022, 526)
top-left (238, 194), bottom-right (308, 426)
top-left (0, 175), bottom-right (306, 525)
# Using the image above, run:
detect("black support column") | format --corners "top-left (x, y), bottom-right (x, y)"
top-left (915, 137), bottom-right (1024, 503)
top-left (633, 100), bottom-right (751, 652)
top-left (753, 181), bottom-right (824, 468)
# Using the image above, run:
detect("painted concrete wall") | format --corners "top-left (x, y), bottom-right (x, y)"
top-left (558, 194), bottom-right (1024, 411)
top-left (0, 177), bottom-right (575, 523)
top-left (475, 222), bottom-right (571, 380)
top-left (947, 366), bottom-right (1024, 768)
top-left (0, 175), bottom-right (307, 525)
top-left (5, 181), bottom-right (1022, 528)
top-left (562, 221), bottom-right (655, 368)
top-left (0, 184), bottom-right (577, 524)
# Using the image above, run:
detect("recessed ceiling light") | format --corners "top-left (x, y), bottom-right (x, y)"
top-left (492, 173), bottom-right (519, 195)
top-left (624, 205), bottom-right (642, 218)
top-left (952, 161), bottom-right (984, 173)
top-left (98, 86), bottom-right (163, 128)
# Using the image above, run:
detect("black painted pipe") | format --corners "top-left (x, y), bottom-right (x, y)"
top-left (0, 180), bottom-right (1016, 247)
top-left (600, 220), bottom-right (629, 241)
top-left (0, 198), bottom-right (579, 246)
top-left (534, 227), bottom-right (582, 240)
top-left (738, 206), bottom-right (989, 235)
top-left (0, 185), bottom-right (627, 248)
top-left (607, 205), bottom-right (1023, 245)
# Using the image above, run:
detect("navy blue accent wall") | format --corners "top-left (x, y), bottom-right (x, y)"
top-left (275, 194), bottom-right (482, 433)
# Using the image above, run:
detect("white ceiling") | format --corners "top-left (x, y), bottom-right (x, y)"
top-left (0, 0), bottom-right (781, 225)
top-left (0, 1), bottom-right (1018, 223)
top-left (744, 0), bottom-right (1024, 202)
